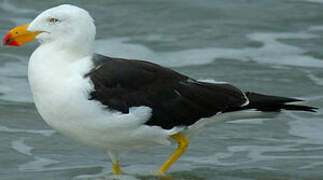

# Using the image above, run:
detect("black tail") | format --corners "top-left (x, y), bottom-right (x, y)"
top-left (243, 92), bottom-right (317, 112)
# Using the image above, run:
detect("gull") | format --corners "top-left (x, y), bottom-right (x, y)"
top-left (3, 4), bottom-right (316, 176)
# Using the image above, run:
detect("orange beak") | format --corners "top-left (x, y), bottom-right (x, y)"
top-left (3, 24), bottom-right (42, 46)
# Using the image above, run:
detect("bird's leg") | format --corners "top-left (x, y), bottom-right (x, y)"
top-left (157, 133), bottom-right (189, 175)
top-left (112, 160), bottom-right (123, 175)
top-left (108, 151), bottom-right (123, 175)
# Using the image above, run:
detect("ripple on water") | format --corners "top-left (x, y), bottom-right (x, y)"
top-left (11, 137), bottom-right (33, 156)
top-left (0, 125), bottom-right (55, 136)
top-left (304, 70), bottom-right (323, 86)
top-left (95, 31), bottom-right (323, 68)
top-left (18, 156), bottom-right (60, 172)
top-left (9, 135), bottom-right (60, 173)
top-left (288, 113), bottom-right (323, 145)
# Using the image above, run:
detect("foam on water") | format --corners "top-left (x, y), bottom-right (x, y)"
top-left (308, 25), bottom-right (323, 32)
top-left (0, 125), bottom-right (55, 136)
top-left (73, 174), bottom-right (140, 180)
top-left (184, 143), bottom-right (323, 169)
top-left (95, 38), bottom-right (155, 62)
top-left (95, 32), bottom-right (323, 68)
top-left (229, 144), bottom-right (323, 160)
top-left (183, 152), bottom-right (237, 166)
top-left (11, 137), bottom-right (33, 156)
top-left (300, 161), bottom-right (323, 169)
top-left (19, 163), bottom-right (106, 173)
top-left (10, 134), bottom-right (61, 173)
top-left (304, 70), bottom-right (323, 86)
top-left (18, 156), bottom-right (60, 171)
top-left (72, 163), bottom-right (193, 180)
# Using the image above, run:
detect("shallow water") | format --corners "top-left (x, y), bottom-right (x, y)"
top-left (0, 0), bottom-right (322, 179)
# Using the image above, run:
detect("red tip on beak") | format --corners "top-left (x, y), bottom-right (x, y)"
top-left (3, 32), bottom-right (19, 46)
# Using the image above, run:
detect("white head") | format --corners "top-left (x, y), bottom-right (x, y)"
top-left (3, 4), bottom-right (96, 55)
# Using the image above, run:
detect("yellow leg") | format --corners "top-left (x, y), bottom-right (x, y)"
top-left (157, 133), bottom-right (189, 175)
top-left (112, 160), bottom-right (123, 175)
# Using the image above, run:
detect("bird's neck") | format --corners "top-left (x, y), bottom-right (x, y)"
top-left (38, 39), bottom-right (94, 59)
top-left (28, 42), bottom-right (94, 105)
top-left (28, 41), bottom-right (93, 86)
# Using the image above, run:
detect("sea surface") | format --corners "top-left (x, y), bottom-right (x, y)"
top-left (0, 0), bottom-right (323, 180)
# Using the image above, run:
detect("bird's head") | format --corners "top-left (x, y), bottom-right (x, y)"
top-left (3, 4), bottom-right (96, 49)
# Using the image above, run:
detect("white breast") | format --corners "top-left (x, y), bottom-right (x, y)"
top-left (27, 45), bottom-right (174, 152)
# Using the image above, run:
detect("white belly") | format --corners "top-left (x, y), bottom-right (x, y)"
top-left (27, 47), bottom-right (175, 152)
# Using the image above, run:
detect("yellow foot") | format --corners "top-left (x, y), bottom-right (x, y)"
top-left (151, 169), bottom-right (174, 180)
top-left (158, 133), bottom-right (189, 174)
top-left (152, 168), bottom-right (167, 177)
top-left (112, 160), bottom-right (123, 175)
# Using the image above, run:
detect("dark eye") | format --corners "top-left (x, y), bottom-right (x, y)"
top-left (48, 18), bottom-right (59, 23)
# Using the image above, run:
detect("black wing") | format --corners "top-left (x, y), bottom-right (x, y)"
top-left (85, 54), bottom-right (248, 129)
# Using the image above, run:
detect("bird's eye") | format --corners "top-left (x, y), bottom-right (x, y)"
top-left (48, 18), bottom-right (59, 24)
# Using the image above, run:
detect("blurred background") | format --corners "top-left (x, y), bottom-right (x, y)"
top-left (0, 0), bottom-right (322, 179)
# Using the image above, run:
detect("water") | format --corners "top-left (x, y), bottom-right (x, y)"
top-left (0, 0), bottom-right (322, 179)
